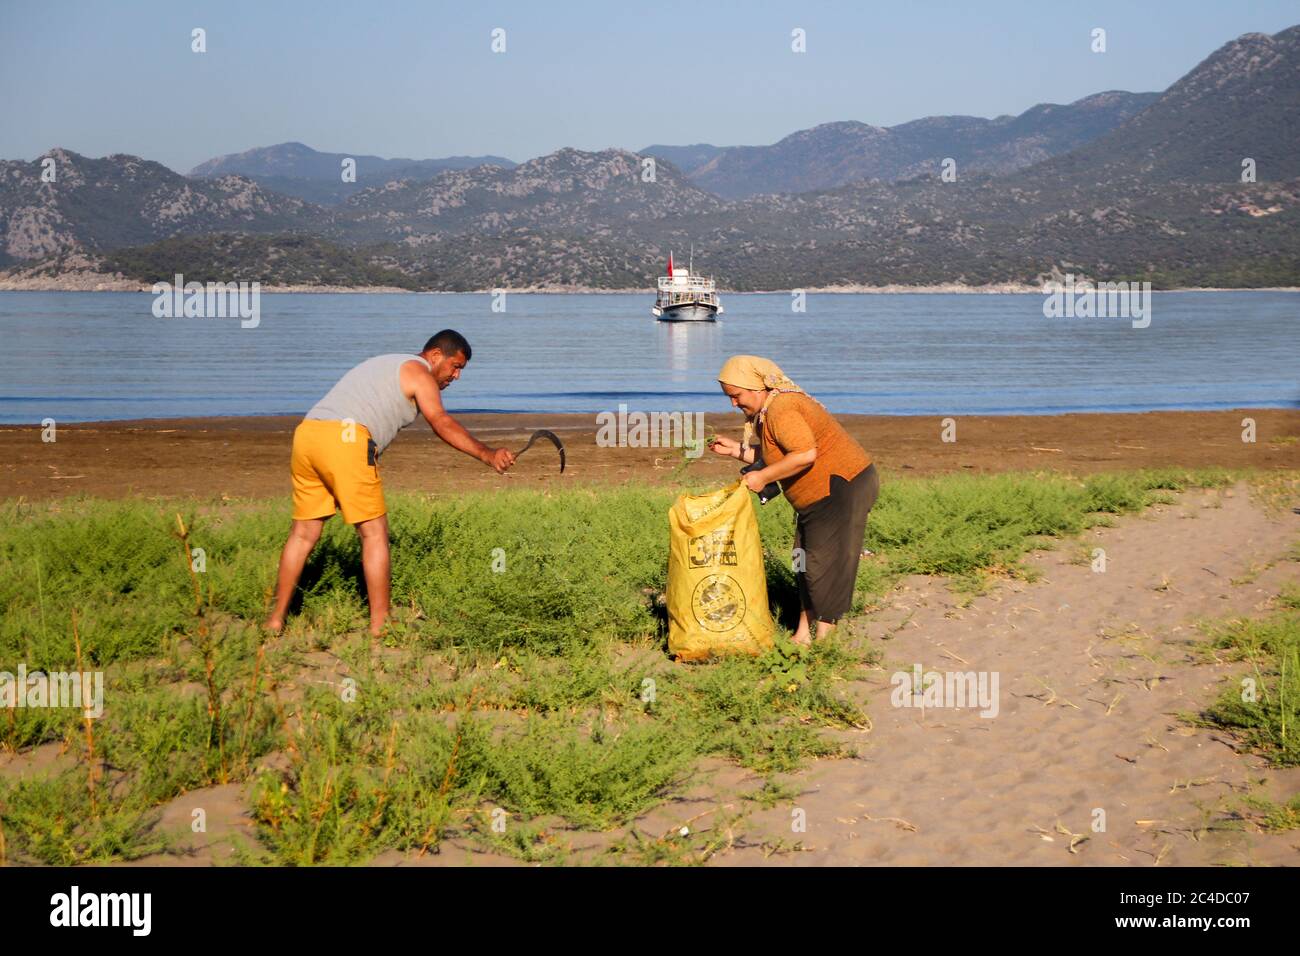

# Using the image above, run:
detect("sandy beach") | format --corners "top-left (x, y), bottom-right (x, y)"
top-left (658, 482), bottom-right (1300, 867)
top-left (3, 408), bottom-right (1297, 502)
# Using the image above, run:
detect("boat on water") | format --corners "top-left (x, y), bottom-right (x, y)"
top-left (651, 249), bottom-right (722, 322)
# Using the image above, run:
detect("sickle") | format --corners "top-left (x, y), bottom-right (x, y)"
top-left (515, 429), bottom-right (566, 473)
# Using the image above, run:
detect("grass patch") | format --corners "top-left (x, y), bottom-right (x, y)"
top-left (1238, 793), bottom-right (1300, 831)
top-left (0, 467), bottom-right (1258, 864)
top-left (1193, 585), bottom-right (1300, 767)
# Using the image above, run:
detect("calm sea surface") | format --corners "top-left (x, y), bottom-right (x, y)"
top-left (0, 291), bottom-right (1295, 423)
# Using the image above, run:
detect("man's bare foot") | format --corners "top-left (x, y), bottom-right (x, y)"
top-left (790, 631), bottom-right (812, 647)
top-left (263, 616), bottom-right (284, 635)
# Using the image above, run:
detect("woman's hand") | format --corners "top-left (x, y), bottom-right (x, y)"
top-left (742, 469), bottom-right (770, 493)
top-left (708, 435), bottom-right (741, 459)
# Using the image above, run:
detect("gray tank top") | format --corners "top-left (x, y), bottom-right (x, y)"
top-left (305, 354), bottom-right (431, 454)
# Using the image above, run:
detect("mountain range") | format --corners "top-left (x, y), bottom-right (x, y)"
top-left (2, 24), bottom-right (1297, 289)
top-left (184, 88), bottom-right (1159, 207)
top-left (188, 142), bottom-right (517, 205)
top-left (641, 91), bottom-right (1161, 198)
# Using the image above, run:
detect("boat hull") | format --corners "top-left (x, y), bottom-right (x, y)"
top-left (654, 303), bottom-right (721, 322)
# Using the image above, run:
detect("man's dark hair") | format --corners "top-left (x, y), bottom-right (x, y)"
top-left (422, 329), bottom-right (471, 361)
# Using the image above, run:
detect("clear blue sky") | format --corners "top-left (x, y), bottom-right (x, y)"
top-left (2, 0), bottom-right (1296, 173)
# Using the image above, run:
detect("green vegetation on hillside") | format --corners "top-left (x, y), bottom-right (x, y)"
top-left (102, 234), bottom-right (422, 289)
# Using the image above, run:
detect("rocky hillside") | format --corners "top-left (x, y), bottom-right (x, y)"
top-left (188, 142), bottom-right (517, 205)
top-left (57, 171), bottom-right (1294, 291)
top-left (643, 91), bottom-right (1159, 198)
top-left (636, 143), bottom-right (727, 178)
top-left (0, 149), bottom-right (325, 267)
top-left (335, 147), bottom-right (724, 243)
top-left (1042, 26), bottom-right (1300, 185)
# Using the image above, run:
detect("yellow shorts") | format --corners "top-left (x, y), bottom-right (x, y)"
top-left (290, 419), bottom-right (386, 524)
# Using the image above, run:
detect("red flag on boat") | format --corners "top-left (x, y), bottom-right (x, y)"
top-left (667, 251), bottom-right (674, 278)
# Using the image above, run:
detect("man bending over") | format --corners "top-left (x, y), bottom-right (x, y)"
top-left (265, 329), bottom-right (515, 636)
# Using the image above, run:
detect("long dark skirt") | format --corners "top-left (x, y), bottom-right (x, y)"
top-left (792, 463), bottom-right (880, 624)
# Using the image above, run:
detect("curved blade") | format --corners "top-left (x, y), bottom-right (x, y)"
top-left (515, 429), bottom-right (565, 473)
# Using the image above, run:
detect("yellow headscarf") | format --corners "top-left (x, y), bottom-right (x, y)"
top-left (717, 355), bottom-right (820, 450)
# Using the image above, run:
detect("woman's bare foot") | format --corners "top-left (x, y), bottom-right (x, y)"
top-left (791, 608), bottom-right (813, 647)
top-left (263, 616), bottom-right (284, 635)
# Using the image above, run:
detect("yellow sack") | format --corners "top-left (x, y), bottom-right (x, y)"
top-left (666, 480), bottom-right (775, 661)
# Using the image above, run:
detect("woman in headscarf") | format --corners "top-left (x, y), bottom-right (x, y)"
top-left (709, 356), bottom-right (879, 646)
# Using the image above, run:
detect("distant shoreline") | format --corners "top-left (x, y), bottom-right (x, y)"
top-left (2, 276), bottom-right (1298, 294)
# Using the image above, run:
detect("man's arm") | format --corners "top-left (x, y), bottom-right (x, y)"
top-left (405, 361), bottom-right (515, 473)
